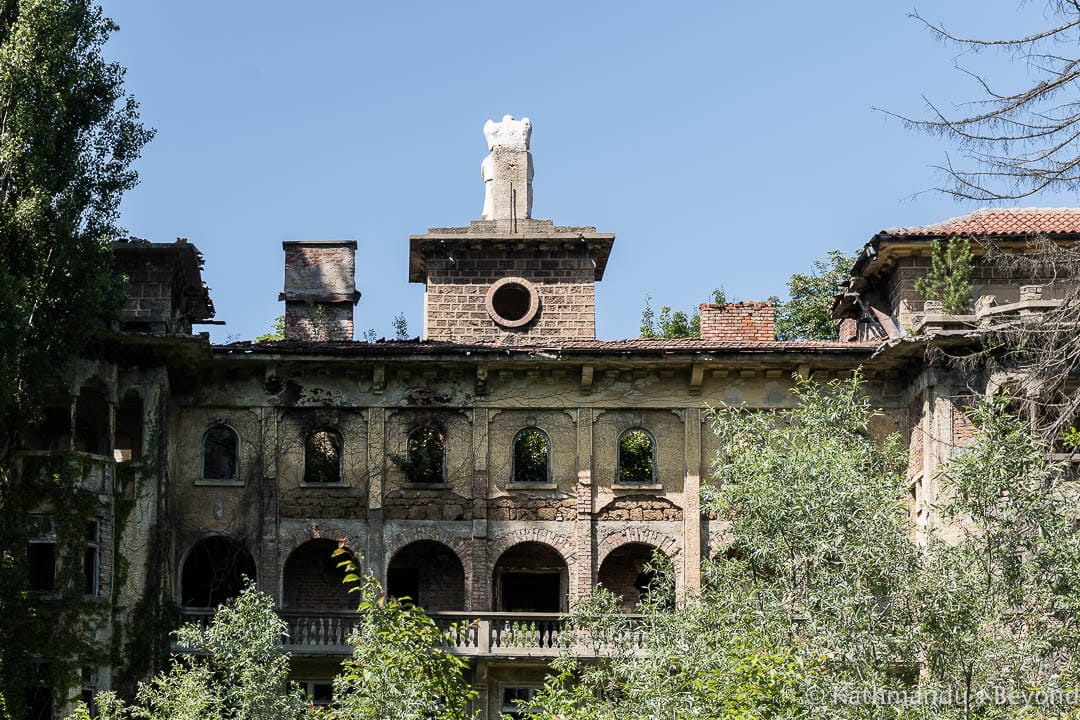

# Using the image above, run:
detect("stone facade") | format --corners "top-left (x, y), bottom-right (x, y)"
top-left (17, 123), bottom-right (1080, 720)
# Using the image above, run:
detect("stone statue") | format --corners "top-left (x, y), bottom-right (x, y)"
top-left (481, 115), bottom-right (533, 221)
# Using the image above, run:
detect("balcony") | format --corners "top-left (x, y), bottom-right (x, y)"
top-left (177, 609), bottom-right (647, 659)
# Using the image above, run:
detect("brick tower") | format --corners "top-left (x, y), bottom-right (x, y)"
top-left (409, 116), bottom-right (614, 344)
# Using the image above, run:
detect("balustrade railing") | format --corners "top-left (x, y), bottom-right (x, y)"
top-left (176, 609), bottom-right (647, 658)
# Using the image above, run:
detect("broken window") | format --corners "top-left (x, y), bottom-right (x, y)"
top-left (25, 664), bottom-right (52, 720)
top-left (84, 520), bottom-right (101, 596)
top-left (27, 515), bottom-right (56, 592)
top-left (617, 428), bottom-right (656, 484)
top-left (512, 427), bottom-right (550, 483)
top-left (304, 429), bottom-right (342, 484)
top-left (405, 426), bottom-right (444, 484)
top-left (74, 382), bottom-right (109, 455)
top-left (202, 425), bottom-right (238, 480)
top-left (294, 680), bottom-right (333, 707)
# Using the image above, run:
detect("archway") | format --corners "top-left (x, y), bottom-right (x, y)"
top-left (180, 536), bottom-right (255, 608)
top-left (386, 540), bottom-right (465, 611)
top-left (492, 542), bottom-right (568, 613)
top-left (282, 539), bottom-right (353, 610)
top-left (597, 542), bottom-right (667, 612)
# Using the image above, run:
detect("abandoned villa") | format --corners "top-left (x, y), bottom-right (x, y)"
top-left (15, 115), bottom-right (1080, 719)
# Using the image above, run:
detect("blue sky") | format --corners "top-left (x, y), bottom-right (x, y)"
top-left (96, 1), bottom-right (1079, 343)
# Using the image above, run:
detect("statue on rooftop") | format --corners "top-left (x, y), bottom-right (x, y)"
top-left (481, 115), bottom-right (533, 222)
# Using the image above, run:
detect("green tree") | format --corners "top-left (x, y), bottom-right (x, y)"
top-left (914, 236), bottom-right (974, 314)
top-left (639, 288), bottom-right (725, 339)
top-left (773, 249), bottom-right (855, 340)
top-left (68, 581), bottom-right (308, 720)
top-left (0, 1), bottom-right (151, 714)
top-left (255, 315), bottom-right (285, 342)
top-left (328, 546), bottom-right (477, 720)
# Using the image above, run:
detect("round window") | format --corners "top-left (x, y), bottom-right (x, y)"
top-left (486, 277), bottom-right (540, 328)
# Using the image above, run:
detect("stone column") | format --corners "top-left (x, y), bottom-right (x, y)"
top-left (366, 408), bottom-right (386, 583)
top-left (682, 408), bottom-right (702, 596)
top-left (470, 408), bottom-right (490, 610)
top-left (575, 408), bottom-right (594, 599)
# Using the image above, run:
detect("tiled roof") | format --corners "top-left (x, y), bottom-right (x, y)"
top-left (879, 207), bottom-right (1080, 239)
top-left (218, 338), bottom-right (880, 357)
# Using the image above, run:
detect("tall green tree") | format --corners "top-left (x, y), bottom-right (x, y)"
top-left (914, 236), bottom-right (974, 314)
top-left (0, 2), bottom-right (151, 715)
top-left (773, 249), bottom-right (855, 340)
top-left (639, 288), bottom-right (725, 339)
top-left (0, 0), bottom-right (151, 453)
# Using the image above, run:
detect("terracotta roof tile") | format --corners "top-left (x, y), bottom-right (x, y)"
top-left (880, 207), bottom-right (1080, 238)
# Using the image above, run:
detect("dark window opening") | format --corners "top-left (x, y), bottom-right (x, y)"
top-left (75, 383), bottom-right (109, 455)
top-left (512, 428), bottom-right (549, 483)
top-left (387, 567), bottom-right (420, 604)
top-left (23, 403), bottom-right (72, 452)
top-left (28, 543), bottom-right (56, 592)
top-left (491, 282), bottom-right (532, 322)
top-left (493, 542), bottom-right (568, 612)
top-left (295, 681), bottom-right (333, 707)
top-left (405, 427), bottom-right (444, 484)
top-left (180, 536), bottom-right (255, 607)
top-left (499, 572), bottom-right (561, 613)
top-left (114, 392), bottom-right (143, 462)
top-left (26, 685), bottom-right (52, 720)
top-left (618, 428), bottom-right (656, 483)
top-left (598, 543), bottom-right (669, 613)
top-left (203, 425), bottom-right (238, 480)
top-left (304, 429), bottom-right (342, 484)
top-left (501, 686), bottom-right (539, 720)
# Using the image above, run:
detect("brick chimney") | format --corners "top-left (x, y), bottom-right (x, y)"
top-left (699, 302), bottom-right (775, 341)
top-left (279, 241), bottom-right (360, 341)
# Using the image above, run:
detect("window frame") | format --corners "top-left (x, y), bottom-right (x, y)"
top-left (199, 423), bottom-right (241, 485)
top-left (302, 427), bottom-right (345, 486)
top-left (615, 427), bottom-right (658, 485)
top-left (510, 426), bottom-right (552, 485)
top-left (404, 425), bottom-right (447, 485)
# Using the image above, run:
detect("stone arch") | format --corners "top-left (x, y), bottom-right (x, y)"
top-left (383, 527), bottom-right (472, 571)
top-left (386, 540), bottom-right (466, 611)
top-left (179, 535), bottom-right (256, 608)
top-left (597, 542), bottom-right (670, 613)
top-left (281, 538), bottom-right (353, 610)
top-left (491, 540), bottom-right (570, 613)
top-left (488, 527), bottom-right (575, 567)
top-left (282, 523), bottom-right (356, 562)
top-left (596, 527), bottom-right (679, 569)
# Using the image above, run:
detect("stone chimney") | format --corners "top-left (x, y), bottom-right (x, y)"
top-left (699, 302), bottom-right (775, 342)
top-left (279, 240), bottom-right (360, 341)
top-left (481, 115), bottom-right (533, 224)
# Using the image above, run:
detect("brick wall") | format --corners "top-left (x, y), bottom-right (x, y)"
top-left (117, 258), bottom-right (175, 324)
top-left (951, 397), bottom-right (977, 445)
top-left (281, 241), bottom-right (357, 341)
top-left (699, 302), bottom-right (775, 341)
top-left (424, 247), bottom-right (596, 343)
top-left (282, 539), bottom-right (354, 610)
top-left (387, 541), bottom-right (465, 611)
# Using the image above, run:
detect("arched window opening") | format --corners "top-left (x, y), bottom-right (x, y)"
top-left (282, 539), bottom-right (353, 610)
top-left (74, 383), bottom-right (109, 455)
top-left (492, 542), bottom-right (568, 613)
top-left (617, 428), bottom-right (656, 484)
top-left (304, 429), bottom-right (342, 484)
top-left (386, 540), bottom-right (465, 611)
top-left (405, 427), bottom-right (445, 484)
top-left (203, 425), bottom-right (238, 480)
top-left (598, 543), bottom-right (669, 613)
top-left (114, 391), bottom-right (143, 462)
top-left (512, 428), bottom-right (550, 483)
top-left (180, 536), bottom-right (255, 608)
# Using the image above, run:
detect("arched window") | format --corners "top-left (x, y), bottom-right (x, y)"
top-left (304, 429), bottom-right (343, 484)
top-left (405, 427), bottom-right (445, 484)
top-left (203, 425), bottom-right (238, 480)
top-left (512, 428), bottom-right (550, 483)
top-left (617, 428), bottom-right (656, 484)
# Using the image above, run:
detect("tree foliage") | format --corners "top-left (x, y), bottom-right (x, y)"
top-left (639, 288), bottom-right (725, 339)
top-left (914, 236), bottom-right (974, 314)
top-left (890, 2), bottom-right (1080, 201)
top-left (0, 0), bottom-right (152, 454)
top-left (328, 546), bottom-right (476, 720)
top-left (254, 316), bottom-right (285, 342)
top-left (68, 581), bottom-right (308, 720)
top-left (772, 249), bottom-right (854, 341)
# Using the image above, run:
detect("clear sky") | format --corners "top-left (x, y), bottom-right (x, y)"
top-left (95, 1), bottom-right (1080, 343)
